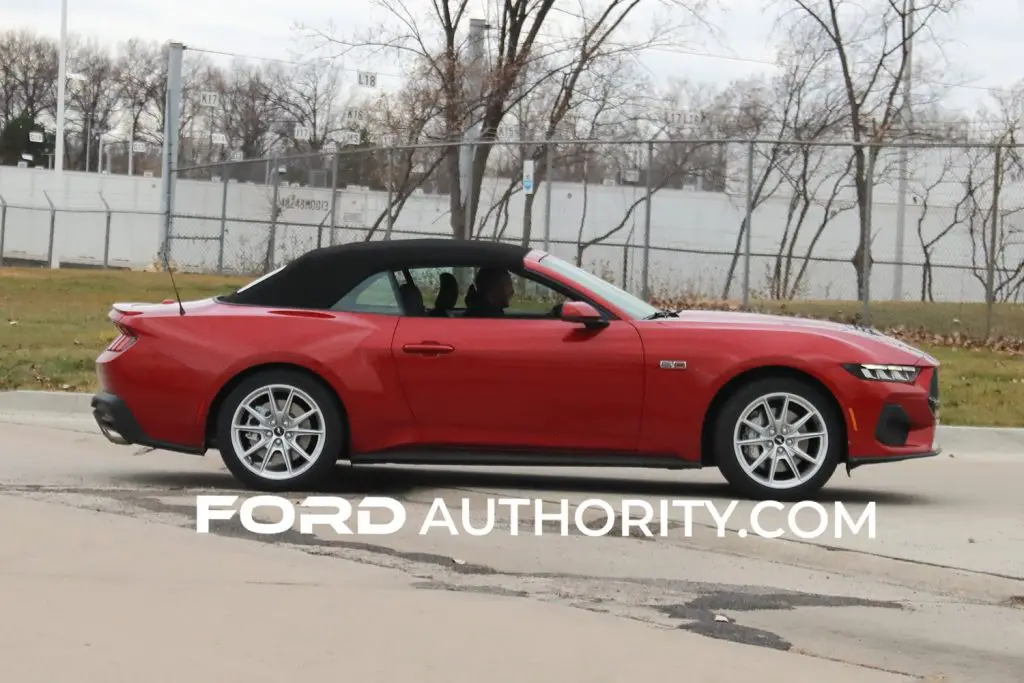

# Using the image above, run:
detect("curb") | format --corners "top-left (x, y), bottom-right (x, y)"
top-left (0, 390), bottom-right (1021, 454)
top-left (0, 390), bottom-right (93, 414)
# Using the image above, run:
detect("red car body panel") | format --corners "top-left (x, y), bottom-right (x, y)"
top-left (94, 247), bottom-right (939, 471)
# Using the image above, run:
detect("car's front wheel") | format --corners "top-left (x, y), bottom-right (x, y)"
top-left (216, 369), bottom-right (344, 491)
top-left (713, 376), bottom-right (843, 501)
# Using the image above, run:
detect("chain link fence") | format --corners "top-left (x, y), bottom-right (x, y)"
top-left (2, 137), bottom-right (1022, 337)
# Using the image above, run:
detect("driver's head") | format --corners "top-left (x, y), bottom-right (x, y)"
top-left (475, 267), bottom-right (514, 308)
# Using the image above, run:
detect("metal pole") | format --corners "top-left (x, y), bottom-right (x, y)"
top-left (466, 140), bottom-right (475, 239)
top-left (159, 42), bottom-right (184, 261)
top-left (542, 142), bottom-right (553, 252)
top-left (218, 162), bottom-right (228, 272)
top-left (97, 192), bottom-right (112, 270)
top-left (44, 191), bottom-right (57, 267)
top-left (985, 144), bottom-right (1001, 339)
top-left (85, 118), bottom-right (92, 173)
top-left (0, 194), bottom-right (6, 267)
top-left (268, 159), bottom-right (280, 272)
top-left (893, 0), bottom-right (915, 301)
top-left (50, 0), bottom-right (68, 269)
top-left (741, 141), bottom-right (754, 309)
top-left (458, 17), bottom-right (488, 239)
top-left (54, 0), bottom-right (68, 177)
top-left (861, 148), bottom-right (875, 323)
top-left (385, 148), bottom-right (394, 239)
top-left (329, 152), bottom-right (339, 244)
top-left (640, 141), bottom-right (654, 302)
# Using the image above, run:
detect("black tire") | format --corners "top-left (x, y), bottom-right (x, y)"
top-left (713, 376), bottom-right (843, 501)
top-left (216, 368), bottom-right (345, 491)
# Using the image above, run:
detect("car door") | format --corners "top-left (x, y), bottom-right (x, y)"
top-left (389, 271), bottom-right (645, 452)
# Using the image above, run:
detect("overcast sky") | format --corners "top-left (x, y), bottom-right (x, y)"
top-left (2, 0), bottom-right (1020, 113)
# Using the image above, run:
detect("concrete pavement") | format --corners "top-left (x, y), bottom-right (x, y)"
top-left (0, 396), bottom-right (1022, 682)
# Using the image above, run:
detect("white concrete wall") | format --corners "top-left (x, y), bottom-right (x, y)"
top-left (1, 144), bottom-right (1021, 302)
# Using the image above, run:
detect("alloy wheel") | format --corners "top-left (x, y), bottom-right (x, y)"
top-left (732, 391), bottom-right (830, 490)
top-left (229, 383), bottom-right (327, 481)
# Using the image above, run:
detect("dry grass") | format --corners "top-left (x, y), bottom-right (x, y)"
top-left (1, 266), bottom-right (1021, 426)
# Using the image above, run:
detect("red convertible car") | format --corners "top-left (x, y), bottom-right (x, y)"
top-left (92, 238), bottom-right (940, 500)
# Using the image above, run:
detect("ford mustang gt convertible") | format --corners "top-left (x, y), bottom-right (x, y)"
top-left (91, 238), bottom-right (940, 500)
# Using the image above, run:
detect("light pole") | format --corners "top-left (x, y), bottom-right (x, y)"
top-left (55, 0), bottom-right (68, 177)
top-left (51, 0), bottom-right (68, 269)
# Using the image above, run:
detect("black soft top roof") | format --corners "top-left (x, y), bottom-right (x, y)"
top-left (221, 238), bottom-right (531, 309)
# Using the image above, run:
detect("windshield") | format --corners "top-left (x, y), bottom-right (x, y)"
top-left (539, 254), bottom-right (658, 320)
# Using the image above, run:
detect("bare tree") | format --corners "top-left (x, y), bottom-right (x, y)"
top-left (148, 49), bottom-right (217, 167)
top-left (269, 59), bottom-right (346, 152)
top-left (362, 68), bottom-right (448, 240)
top-left (113, 39), bottom-right (162, 151)
top-left (64, 38), bottom-right (121, 170)
top-left (719, 39), bottom-right (848, 298)
top-left (908, 150), bottom-right (968, 301)
top-left (310, 0), bottom-right (710, 241)
top-left (0, 30), bottom-right (57, 125)
top-left (216, 61), bottom-right (280, 162)
top-left (777, 0), bottom-right (964, 300)
top-left (953, 88), bottom-right (1024, 303)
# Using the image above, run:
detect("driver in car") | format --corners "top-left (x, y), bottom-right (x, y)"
top-left (464, 267), bottom-right (514, 317)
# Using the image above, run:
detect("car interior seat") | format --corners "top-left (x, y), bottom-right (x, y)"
top-left (398, 282), bottom-right (425, 315)
top-left (431, 272), bottom-right (459, 316)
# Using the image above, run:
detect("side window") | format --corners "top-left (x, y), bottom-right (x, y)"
top-left (505, 272), bottom-right (570, 316)
top-left (398, 265), bottom-right (576, 318)
top-left (332, 271), bottom-right (403, 315)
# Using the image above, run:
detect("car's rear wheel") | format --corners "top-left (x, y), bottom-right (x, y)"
top-left (713, 376), bottom-right (843, 501)
top-left (216, 369), bottom-right (344, 491)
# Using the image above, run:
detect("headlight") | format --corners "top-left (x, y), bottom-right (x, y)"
top-left (843, 363), bottom-right (921, 384)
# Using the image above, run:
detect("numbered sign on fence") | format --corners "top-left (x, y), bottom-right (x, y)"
top-left (294, 125), bottom-right (312, 141)
top-left (199, 91), bottom-right (219, 108)
top-left (211, 133), bottom-right (228, 145)
top-left (230, 150), bottom-right (244, 161)
top-left (522, 159), bottom-right (535, 195)
top-left (28, 131), bottom-right (43, 143)
top-left (342, 131), bottom-right (360, 145)
top-left (358, 72), bottom-right (377, 88)
top-left (132, 141), bottom-right (147, 153)
top-left (323, 141), bottom-right (337, 154)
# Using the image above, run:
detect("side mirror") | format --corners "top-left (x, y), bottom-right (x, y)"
top-left (559, 301), bottom-right (607, 328)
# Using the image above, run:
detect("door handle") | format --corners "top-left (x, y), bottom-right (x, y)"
top-left (403, 342), bottom-right (454, 355)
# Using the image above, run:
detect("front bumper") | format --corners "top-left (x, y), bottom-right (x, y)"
top-left (91, 392), bottom-right (206, 455)
top-left (844, 364), bottom-right (941, 468)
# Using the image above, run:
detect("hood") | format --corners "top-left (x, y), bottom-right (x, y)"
top-left (650, 310), bottom-right (936, 365)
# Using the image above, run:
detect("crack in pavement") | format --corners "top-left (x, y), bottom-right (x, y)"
top-left (2, 483), bottom-right (923, 675)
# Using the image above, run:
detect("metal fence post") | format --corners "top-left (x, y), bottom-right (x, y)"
top-left (218, 162), bottom-right (229, 273)
top-left (329, 152), bottom-right (339, 245)
top-left (466, 140), bottom-right (475, 240)
top-left (385, 147), bottom-right (394, 240)
top-left (985, 143), bottom-right (1002, 339)
top-left (542, 142), bottom-right (553, 252)
top-left (98, 191), bottom-right (112, 268)
top-left (640, 141), bottom-right (654, 302)
top-left (267, 157), bottom-right (280, 273)
top-left (0, 193), bottom-right (6, 267)
top-left (43, 191), bottom-right (57, 267)
top-left (861, 146), bottom-right (875, 323)
top-left (741, 141), bottom-right (755, 309)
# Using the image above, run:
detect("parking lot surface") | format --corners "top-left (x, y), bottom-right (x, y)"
top-left (1, 409), bottom-right (1021, 682)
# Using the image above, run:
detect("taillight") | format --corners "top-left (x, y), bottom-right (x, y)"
top-left (107, 324), bottom-right (137, 352)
